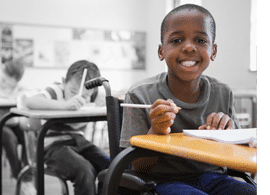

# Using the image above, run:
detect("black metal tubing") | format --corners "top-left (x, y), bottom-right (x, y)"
top-left (0, 112), bottom-right (21, 194)
top-left (101, 146), bottom-right (159, 195)
top-left (0, 111), bottom-right (106, 195)
top-left (36, 115), bottom-right (107, 195)
top-left (226, 168), bottom-right (257, 187)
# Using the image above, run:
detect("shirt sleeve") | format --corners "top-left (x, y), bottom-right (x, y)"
top-left (40, 83), bottom-right (64, 100)
top-left (120, 91), bottom-right (151, 148)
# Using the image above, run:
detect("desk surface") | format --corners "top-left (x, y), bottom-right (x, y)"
top-left (130, 133), bottom-right (257, 173)
top-left (10, 106), bottom-right (107, 119)
top-left (0, 99), bottom-right (17, 107)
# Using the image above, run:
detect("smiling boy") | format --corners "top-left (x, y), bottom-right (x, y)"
top-left (120, 4), bottom-right (256, 195)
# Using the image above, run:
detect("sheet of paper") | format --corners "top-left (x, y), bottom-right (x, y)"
top-left (183, 128), bottom-right (257, 144)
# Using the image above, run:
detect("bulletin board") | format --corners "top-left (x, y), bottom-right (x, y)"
top-left (0, 23), bottom-right (146, 70)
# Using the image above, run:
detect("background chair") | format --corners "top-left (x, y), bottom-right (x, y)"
top-left (85, 77), bottom-right (257, 195)
top-left (16, 117), bottom-right (69, 195)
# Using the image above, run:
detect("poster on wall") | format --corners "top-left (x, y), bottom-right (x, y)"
top-left (0, 23), bottom-right (146, 70)
top-left (1, 25), bottom-right (13, 63)
top-left (13, 39), bottom-right (34, 67)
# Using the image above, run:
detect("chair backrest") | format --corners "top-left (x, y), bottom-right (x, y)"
top-left (105, 96), bottom-right (124, 161)
top-left (85, 77), bottom-right (124, 161)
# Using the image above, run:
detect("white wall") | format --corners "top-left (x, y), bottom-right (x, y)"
top-left (0, 0), bottom-right (155, 91)
top-left (0, 0), bottom-right (256, 92)
top-left (203, 0), bottom-right (256, 90)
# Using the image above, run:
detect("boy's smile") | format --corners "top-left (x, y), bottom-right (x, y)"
top-left (158, 9), bottom-right (217, 83)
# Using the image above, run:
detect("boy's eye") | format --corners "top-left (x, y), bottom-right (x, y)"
top-left (196, 38), bottom-right (207, 43)
top-left (171, 38), bottom-right (182, 44)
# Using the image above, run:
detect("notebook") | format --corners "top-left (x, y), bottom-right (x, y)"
top-left (183, 128), bottom-right (257, 145)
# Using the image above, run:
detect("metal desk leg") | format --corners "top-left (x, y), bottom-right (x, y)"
top-left (36, 116), bottom-right (107, 195)
top-left (36, 119), bottom-right (59, 195)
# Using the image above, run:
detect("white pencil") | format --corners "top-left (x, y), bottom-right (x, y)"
top-left (120, 103), bottom-right (151, 108)
top-left (120, 103), bottom-right (181, 110)
top-left (78, 68), bottom-right (88, 97)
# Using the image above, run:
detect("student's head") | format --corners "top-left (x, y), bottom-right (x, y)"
top-left (158, 4), bottom-right (217, 82)
top-left (63, 60), bottom-right (100, 102)
top-left (0, 60), bottom-right (25, 96)
top-left (160, 4), bottom-right (216, 44)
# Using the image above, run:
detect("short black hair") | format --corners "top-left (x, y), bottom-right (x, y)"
top-left (66, 60), bottom-right (100, 83)
top-left (160, 4), bottom-right (216, 44)
top-left (66, 60), bottom-right (101, 101)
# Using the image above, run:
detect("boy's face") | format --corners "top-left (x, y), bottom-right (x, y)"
top-left (0, 69), bottom-right (18, 97)
top-left (63, 76), bottom-right (93, 103)
top-left (158, 10), bottom-right (217, 82)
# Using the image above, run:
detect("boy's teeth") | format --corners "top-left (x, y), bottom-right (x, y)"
top-left (181, 61), bottom-right (196, 67)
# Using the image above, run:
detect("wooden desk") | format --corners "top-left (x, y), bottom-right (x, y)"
top-left (130, 133), bottom-right (257, 174)
top-left (0, 107), bottom-right (107, 195)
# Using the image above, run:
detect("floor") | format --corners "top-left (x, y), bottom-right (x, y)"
top-left (2, 162), bottom-right (74, 195)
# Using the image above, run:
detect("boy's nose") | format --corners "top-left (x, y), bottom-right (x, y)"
top-left (181, 41), bottom-right (196, 53)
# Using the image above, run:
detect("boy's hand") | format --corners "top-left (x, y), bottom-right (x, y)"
top-left (65, 95), bottom-right (86, 110)
top-left (149, 99), bottom-right (180, 135)
top-left (198, 112), bottom-right (235, 130)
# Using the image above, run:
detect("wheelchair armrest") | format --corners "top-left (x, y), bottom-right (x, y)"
top-left (101, 146), bottom-right (159, 195)
top-left (98, 169), bottom-right (156, 191)
top-left (226, 168), bottom-right (257, 187)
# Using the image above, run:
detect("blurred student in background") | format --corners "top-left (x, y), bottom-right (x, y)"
top-left (0, 60), bottom-right (27, 179)
top-left (24, 60), bottom-right (110, 195)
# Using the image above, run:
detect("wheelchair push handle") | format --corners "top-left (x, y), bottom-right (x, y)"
top-left (85, 77), bottom-right (111, 97)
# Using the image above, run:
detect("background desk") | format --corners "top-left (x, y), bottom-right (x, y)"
top-left (0, 98), bottom-right (17, 118)
top-left (0, 99), bottom-right (17, 108)
top-left (130, 133), bottom-right (257, 174)
top-left (233, 89), bottom-right (257, 128)
top-left (0, 107), bottom-right (107, 195)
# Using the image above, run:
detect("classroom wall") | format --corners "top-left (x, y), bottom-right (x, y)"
top-left (202, 0), bottom-right (256, 90)
top-left (0, 0), bottom-right (256, 92)
top-left (0, 0), bottom-right (163, 92)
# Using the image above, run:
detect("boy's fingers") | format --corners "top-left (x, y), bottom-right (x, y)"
top-left (225, 119), bottom-right (235, 129)
top-left (218, 115), bottom-right (232, 129)
top-left (151, 112), bottom-right (176, 125)
top-left (217, 114), bottom-right (230, 129)
top-left (205, 112), bottom-right (216, 127)
top-left (153, 120), bottom-right (173, 134)
top-left (151, 99), bottom-right (171, 108)
top-left (198, 125), bottom-right (207, 130)
top-left (150, 105), bottom-right (169, 117)
top-left (211, 112), bottom-right (225, 129)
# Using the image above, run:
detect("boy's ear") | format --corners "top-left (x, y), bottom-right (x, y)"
top-left (158, 44), bottom-right (165, 61)
top-left (211, 44), bottom-right (217, 61)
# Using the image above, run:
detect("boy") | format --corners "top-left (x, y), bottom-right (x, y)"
top-left (120, 4), bottom-right (256, 195)
top-left (25, 60), bottom-right (110, 195)
top-left (0, 60), bottom-right (27, 179)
